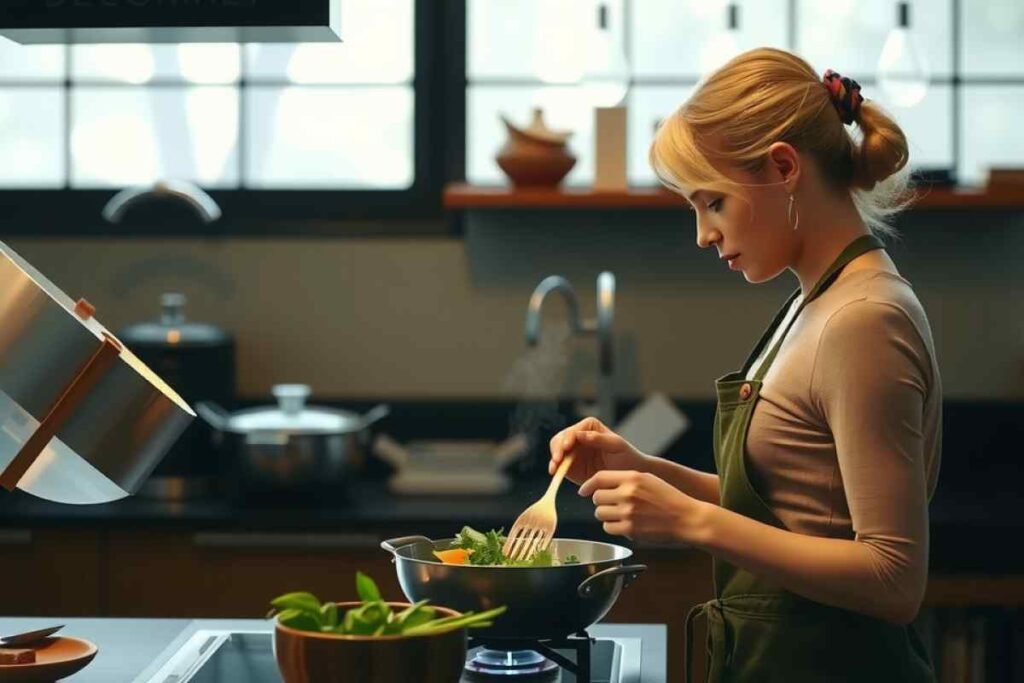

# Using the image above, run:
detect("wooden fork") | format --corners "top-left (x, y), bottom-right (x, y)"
top-left (502, 453), bottom-right (574, 562)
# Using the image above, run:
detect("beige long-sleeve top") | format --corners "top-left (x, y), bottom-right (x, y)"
top-left (744, 268), bottom-right (942, 616)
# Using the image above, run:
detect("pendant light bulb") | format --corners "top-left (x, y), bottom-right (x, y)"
top-left (877, 1), bottom-right (930, 108)
top-left (699, 2), bottom-right (741, 75)
top-left (581, 1), bottom-right (629, 108)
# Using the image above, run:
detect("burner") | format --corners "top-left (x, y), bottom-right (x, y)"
top-left (464, 648), bottom-right (559, 679)
top-left (465, 632), bottom-right (593, 682)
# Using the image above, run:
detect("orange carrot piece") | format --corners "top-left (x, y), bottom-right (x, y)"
top-left (433, 548), bottom-right (472, 565)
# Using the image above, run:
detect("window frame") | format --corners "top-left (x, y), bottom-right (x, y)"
top-left (0, 0), bottom-right (467, 237)
top-left (464, 0), bottom-right (1024, 190)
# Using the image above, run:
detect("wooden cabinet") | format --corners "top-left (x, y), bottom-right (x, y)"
top-left (0, 529), bottom-right (101, 616)
top-left (103, 530), bottom-right (401, 618)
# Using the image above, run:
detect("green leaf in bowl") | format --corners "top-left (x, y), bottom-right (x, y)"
top-left (271, 591), bottom-right (322, 614)
top-left (355, 571), bottom-right (382, 603)
top-left (319, 602), bottom-right (338, 629)
top-left (277, 608), bottom-right (322, 632)
top-left (343, 601), bottom-right (392, 635)
top-left (394, 601), bottom-right (436, 631)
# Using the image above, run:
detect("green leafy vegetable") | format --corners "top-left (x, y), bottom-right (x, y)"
top-left (448, 526), bottom-right (582, 566)
top-left (268, 571), bottom-right (506, 637)
top-left (356, 571), bottom-right (382, 603)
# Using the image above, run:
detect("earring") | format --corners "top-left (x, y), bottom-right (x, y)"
top-left (787, 194), bottom-right (800, 231)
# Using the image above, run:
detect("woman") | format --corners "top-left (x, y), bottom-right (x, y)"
top-left (549, 48), bottom-right (941, 681)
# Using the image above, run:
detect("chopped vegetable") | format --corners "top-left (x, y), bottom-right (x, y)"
top-left (444, 526), bottom-right (582, 567)
top-left (268, 571), bottom-right (505, 637)
top-left (432, 548), bottom-right (472, 565)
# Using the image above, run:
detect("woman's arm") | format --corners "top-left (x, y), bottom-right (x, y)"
top-left (689, 504), bottom-right (924, 624)
top-left (641, 455), bottom-right (720, 506)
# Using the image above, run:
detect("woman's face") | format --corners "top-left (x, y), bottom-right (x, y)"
top-left (678, 162), bottom-right (800, 284)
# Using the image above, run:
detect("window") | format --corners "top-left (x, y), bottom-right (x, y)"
top-left (465, 0), bottom-right (1024, 188)
top-left (0, 0), bottom-right (442, 233)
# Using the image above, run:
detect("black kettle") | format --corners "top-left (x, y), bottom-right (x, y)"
top-left (119, 293), bottom-right (235, 500)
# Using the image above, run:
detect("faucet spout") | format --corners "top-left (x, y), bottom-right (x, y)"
top-left (102, 179), bottom-right (222, 224)
top-left (523, 271), bottom-right (617, 425)
top-left (525, 275), bottom-right (584, 346)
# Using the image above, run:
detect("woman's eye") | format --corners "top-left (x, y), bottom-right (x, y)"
top-left (708, 198), bottom-right (723, 213)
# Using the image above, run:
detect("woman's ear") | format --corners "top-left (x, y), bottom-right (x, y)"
top-left (767, 142), bottom-right (801, 191)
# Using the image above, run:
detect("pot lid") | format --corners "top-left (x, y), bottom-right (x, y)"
top-left (119, 293), bottom-right (232, 348)
top-left (226, 385), bottom-right (365, 435)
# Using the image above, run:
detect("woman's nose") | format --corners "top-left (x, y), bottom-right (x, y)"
top-left (696, 223), bottom-right (721, 249)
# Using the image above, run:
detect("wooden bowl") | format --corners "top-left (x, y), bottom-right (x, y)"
top-left (0, 637), bottom-right (97, 682)
top-left (274, 602), bottom-right (468, 683)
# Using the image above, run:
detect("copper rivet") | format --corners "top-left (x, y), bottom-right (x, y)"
top-left (740, 383), bottom-right (752, 400)
top-left (74, 298), bottom-right (96, 320)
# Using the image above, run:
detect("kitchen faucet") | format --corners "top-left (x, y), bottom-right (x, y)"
top-left (525, 272), bottom-right (616, 425)
top-left (102, 179), bottom-right (222, 224)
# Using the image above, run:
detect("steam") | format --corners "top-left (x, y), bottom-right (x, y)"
top-left (503, 322), bottom-right (574, 440)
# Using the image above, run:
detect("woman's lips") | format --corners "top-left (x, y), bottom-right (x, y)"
top-left (721, 253), bottom-right (740, 269)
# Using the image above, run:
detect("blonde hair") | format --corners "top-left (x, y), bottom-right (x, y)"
top-left (650, 47), bottom-right (911, 236)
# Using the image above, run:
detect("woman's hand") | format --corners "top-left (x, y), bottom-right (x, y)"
top-left (578, 470), bottom-right (707, 545)
top-left (548, 417), bottom-right (647, 485)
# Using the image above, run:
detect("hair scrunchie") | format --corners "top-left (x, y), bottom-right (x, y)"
top-left (822, 68), bottom-right (863, 125)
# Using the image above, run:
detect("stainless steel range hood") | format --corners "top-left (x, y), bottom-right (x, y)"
top-left (0, 0), bottom-right (341, 44)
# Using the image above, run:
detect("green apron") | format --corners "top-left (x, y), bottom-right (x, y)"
top-left (684, 234), bottom-right (936, 682)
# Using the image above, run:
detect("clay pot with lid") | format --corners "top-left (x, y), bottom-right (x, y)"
top-left (495, 108), bottom-right (577, 187)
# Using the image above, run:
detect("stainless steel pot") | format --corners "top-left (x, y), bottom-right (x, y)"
top-left (196, 384), bottom-right (388, 495)
top-left (380, 535), bottom-right (645, 639)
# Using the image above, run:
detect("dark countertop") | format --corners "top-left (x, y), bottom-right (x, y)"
top-left (0, 616), bottom-right (668, 682)
top-left (1, 398), bottom-right (1020, 572)
top-left (0, 471), bottom-right (1020, 573)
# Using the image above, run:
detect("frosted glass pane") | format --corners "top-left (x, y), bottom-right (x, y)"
top-left (467, 85), bottom-right (596, 186)
top-left (245, 0), bottom-right (413, 83)
top-left (961, 0), bottom-right (1024, 76)
top-left (72, 44), bottom-right (241, 84)
top-left (0, 36), bottom-right (65, 81)
top-left (469, 0), bottom-right (624, 81)
top-left (0, 89), bottom-right (64, 187)
top-left (632, 0), bottom-right (788, 79)
top-left (960, 86), bottom-right (1024, 186)
top-left (71, 87), bottom-right (239, 188)
top-left (244, 87), bottom-right (413, 189)
top-left (627, 86), bottom-right (695, 185)
top-left (869, 85), bottom-right (953, 171)
top-left (797, 0), bottom-right (952, 78)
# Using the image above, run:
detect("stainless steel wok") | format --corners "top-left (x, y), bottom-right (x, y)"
top-left (380, 535), bottom-right (645, 639)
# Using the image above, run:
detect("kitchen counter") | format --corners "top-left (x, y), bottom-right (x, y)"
top-left (0, 472), bottom-right (1020, 572)
top-left (0, 616), bottom-right (668, 682)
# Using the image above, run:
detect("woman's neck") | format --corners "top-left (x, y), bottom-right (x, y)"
top-left (788, 192), bottom-right (895, 297)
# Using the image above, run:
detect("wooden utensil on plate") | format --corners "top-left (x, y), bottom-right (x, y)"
top-left (502, 454), bottom-right (574, 562)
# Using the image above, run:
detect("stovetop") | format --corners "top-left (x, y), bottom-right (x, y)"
top-left (141, 630), bottom-right (643, 683)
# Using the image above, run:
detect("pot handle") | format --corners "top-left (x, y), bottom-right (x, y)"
top-left (359, 403), bottom-right (390, 430)
top-left (195, 401), bottom-right (232, 432)
top-left (577, 564), bottom-right (647, 598)
top-left (380, 535), bottom-right (432, 554)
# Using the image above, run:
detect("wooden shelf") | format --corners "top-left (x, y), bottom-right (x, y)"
top-left (444, 182), bottom-right (1024, 211)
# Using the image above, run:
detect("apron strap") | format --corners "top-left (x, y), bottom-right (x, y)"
top-left (749, 234), bottom-right (884, 383)
top-left (685, 599), bottom-right (727, 683)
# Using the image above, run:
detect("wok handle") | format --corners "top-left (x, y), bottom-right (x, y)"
top-left (577, 564), bottom-right (647, 598)
top-left (380, 535), bottom-right (433, 554)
